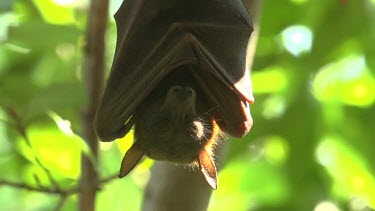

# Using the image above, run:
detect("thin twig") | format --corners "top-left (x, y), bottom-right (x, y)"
top-left (0, 180), bottom-right (77, 195)
top-left (0, 173), bottom-right (119, 195)
top-left (53, 194), bottom-right (69, 211)
top-left (99, 173), bottom-right (119, 184)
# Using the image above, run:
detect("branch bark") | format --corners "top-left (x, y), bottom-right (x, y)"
top-left (142, 1), bottom-right (263, 210)
top-left (80, 0), bottom-right (108, 210)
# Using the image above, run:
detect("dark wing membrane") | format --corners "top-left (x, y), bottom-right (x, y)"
top-left (94, 0), bottom-right (253, 142)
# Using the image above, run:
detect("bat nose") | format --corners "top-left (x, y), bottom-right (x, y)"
top-left (185, 87), bottom-right (194, 98)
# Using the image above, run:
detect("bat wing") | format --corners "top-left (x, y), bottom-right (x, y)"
top-left (94, 0), bottom-right (254, 142)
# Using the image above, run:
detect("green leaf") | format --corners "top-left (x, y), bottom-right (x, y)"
top-left (15, 112), bottom-right (93, 180)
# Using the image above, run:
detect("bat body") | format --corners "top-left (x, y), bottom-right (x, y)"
top-left (94, 0), bottom-right (254, 189)
top-left (119, 68), bottom-right (220, 188)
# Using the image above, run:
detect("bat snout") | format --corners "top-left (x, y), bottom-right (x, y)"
top-left (169, 86), bottom-right (196, 101)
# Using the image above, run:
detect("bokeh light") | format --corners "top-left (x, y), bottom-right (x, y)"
top-left (264, 136), bottom-right (289, 166)
top-left (314, 201), bottom-right (341, 211)
top-left (261, 95), bottom-right (286, 119)
top-left (312, 55), bottom-right (375, 107)
top-left (280, 25), bottom-right (313, 56)
top-left (252, 66), bottom-right (288, 94)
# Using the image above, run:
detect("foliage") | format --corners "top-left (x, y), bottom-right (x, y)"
top-left (1, 0), bottom-right (375, 210)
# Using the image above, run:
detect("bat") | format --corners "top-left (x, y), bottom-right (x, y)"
top-left (94, 0), bottom-right (254, 189)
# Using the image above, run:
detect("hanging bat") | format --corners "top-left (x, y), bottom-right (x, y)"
top-left (94, 0), bottom-right (254, 190)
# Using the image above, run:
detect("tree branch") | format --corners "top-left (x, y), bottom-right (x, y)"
top-left (0, 173), bottom-right (118, 195)
top-left (79, 0), bottom-right (108, 210)
top-left (0, 180), bottom-right (78, 195)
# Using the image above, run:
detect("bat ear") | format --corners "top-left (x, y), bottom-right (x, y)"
top-left (198, 149), bottom-right (218, 190)
top-left (119, 144), bottom-right (145, 178)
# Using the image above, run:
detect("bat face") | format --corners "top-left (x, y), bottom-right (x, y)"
top-left (119, 68), bottom-right (220, 189)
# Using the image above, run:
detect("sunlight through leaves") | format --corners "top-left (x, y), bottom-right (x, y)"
top-left (280, 25), bottom-right (313, 56)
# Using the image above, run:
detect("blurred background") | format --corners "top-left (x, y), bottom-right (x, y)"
top-left (1, 0), bottom-right (375, 210)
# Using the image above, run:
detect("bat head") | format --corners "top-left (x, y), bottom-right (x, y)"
top-left (134, 85), bottom-right (214, 163)
top-left (119, 81), bottom-right (220, 189)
